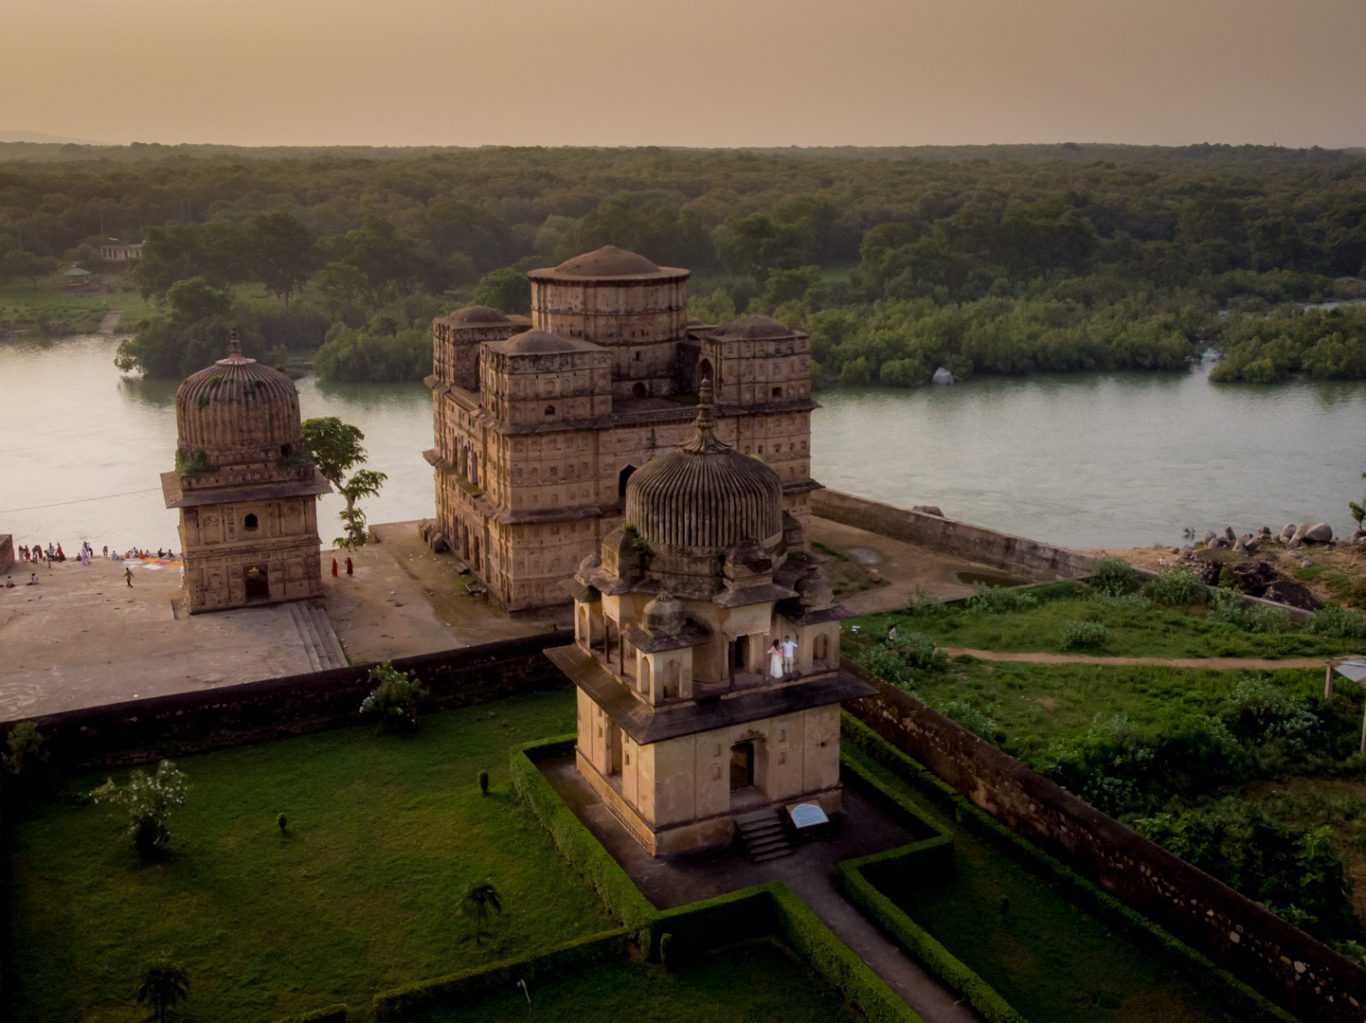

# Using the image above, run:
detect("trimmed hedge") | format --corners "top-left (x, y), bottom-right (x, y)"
top-left (509, 737), bottom-right (656, 929)
top-left (645, 887), bottom-right (775, 963)
top-left (838, 853), bottom-right (1023, 1023)
top-left (768, 884), bottom-right (924, 1023)
top-left (372, 928), bottom-right (631, 1019)
top-left (271, 1005), bottom-right (347, 1023)
top-left (840, 714), bottom-right (1298, 1023)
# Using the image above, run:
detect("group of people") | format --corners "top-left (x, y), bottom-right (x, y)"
top-left (4, 573), bottom-right (41, 587)
top-left (767, 634), bottom-right (799, 679)
top-left (16, 542), bottom-right (176, 566)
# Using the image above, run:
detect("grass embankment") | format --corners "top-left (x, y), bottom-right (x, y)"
top-left (6, 691), bottom-right (618, 1022)
top-left (0, 273), bottom-right (153, 335)
top-left (861, 580), bottom-right (1361, 659)
top-left (842, 740), bottom-right (1278, 1023)
top-left (406, 939), bottom-right (860, 1023)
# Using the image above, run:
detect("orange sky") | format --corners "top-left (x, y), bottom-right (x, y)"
top-left (6, 0), bottom-right (1364, 148)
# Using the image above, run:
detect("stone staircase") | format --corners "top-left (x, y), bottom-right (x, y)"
top-left (289, 599), bottom-right (348, 671)
top-left (733, 806), bottom-right (794, 863)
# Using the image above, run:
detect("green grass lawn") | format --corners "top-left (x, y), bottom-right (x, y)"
top-left (0, 273), bottom-right (154, 335)
top-left (844, 744), bottom-right (1276, 1023)
top-left (852, 585), bottom-right (1361, 660)
top-left (407, 939), bottom-right (861, 1023)
top-left (5, 690), bottom-right (619, 1022)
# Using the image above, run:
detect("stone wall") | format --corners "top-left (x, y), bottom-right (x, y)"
top-left (843, 665), bottom-right (1366, 1023)
top-left (11, 634), bottom-right (567, 771)
top-left (0, 534), bottom-right (12, 575)
top-left (811, 489), bottom-right (1096, 580)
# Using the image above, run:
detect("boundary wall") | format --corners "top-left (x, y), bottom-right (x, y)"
top-left (842, 662), bottom-right (1366, 1023)
top-left (10, 633), bottom-right (566, 770)
top-left (811, 489), bottom-right (1095, 580)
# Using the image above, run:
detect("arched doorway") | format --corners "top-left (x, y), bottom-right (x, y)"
top-left (631, 382), bottom-right (647, 399)
top-left (697, 359), bottom-right (714, 393)
top-left (617, 464), bottom-right (637, 499)
top-left (730, 741), bottom-right (754, 790)
top-left (243, 565), bottom-right (269, 603)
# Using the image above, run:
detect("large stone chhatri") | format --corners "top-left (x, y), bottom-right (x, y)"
top-left (161, 333), bottom-right (330, 612)
top-left (548, 381), bottom-right (871, 856)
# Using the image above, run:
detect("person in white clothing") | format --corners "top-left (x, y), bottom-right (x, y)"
top-left (768, 639), bottom-right (784, 679)
top-left (781, 634), bottom-right (797, 676)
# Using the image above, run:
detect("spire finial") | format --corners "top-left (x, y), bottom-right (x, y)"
top-left (681, 376), bottom-right (726, 453)
top-left (228, 328), bottom-right (241, 357)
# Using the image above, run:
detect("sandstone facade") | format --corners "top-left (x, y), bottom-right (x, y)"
top-left (426, 246), bottom-right (819, 611)
top-left (162, 336), bottom-right (330, 613)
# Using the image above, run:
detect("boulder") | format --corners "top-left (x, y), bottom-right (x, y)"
top-left (1228, 560), bottom-right (1276, 597)
top-left (912, 505), bottom-right (945, 517)
top-left (1302, 523), bottom-right (1334, 544)
top-left (1258, 526), bottom-right (1272, 537)
top-left (1224, 526), bottom-right (1237, 542)
top-left (1181, 545), bottom-right (1194, 558)
top-left (1207, 536), bottom-right (1227, 550)
top-left (431, 533), bottom-right (450, 554)
top-left (1262, 580), bottom-right (1322, 612)
top-left (1201, 530), bottom-right (1217, 547)
top-left (1192, 559), bottom-right (1222, 586)
top-left (931, 367), bottom-right (957, 386)
top-left (1232, 538), bottom-right (1249, 554)
top-left (1278, 523), bottom-right (1297, 543)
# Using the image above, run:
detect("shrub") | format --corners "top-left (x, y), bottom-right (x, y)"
top-left (1090, 592), bottom-right (1152, 613)
top-left (1308, 604), bottom-right (1366, 639)
top-left (890, 632), bottom-right (949, 673)
top-left (1061, 620), bottom-right (1110, 651)
top-left (966, 584), bottom-right (1038, 614)
top-left (478, 770), bottom-right (490, 796)
top-left (2, 721), bottom-right (50, 799)
top-left (1207, 587), bottom-right (1248, 626)
top-left (1147, 569), bottom-right (1206, 607)
top-left (277, 812), bottom-right (288, 834)
top-left (1243, 604), bottom-right (1290, 634)
top-left (940, 700), bottom-right (999, 742)
top-left (1088, 557), bottom-right (1141, 597)
top-left (359, 661), bottom-right (426, 732)
top-left (858, 646), bottom-right (915, 689)
top-left (90, 760), bottom-right (189, 858)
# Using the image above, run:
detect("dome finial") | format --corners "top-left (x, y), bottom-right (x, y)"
top-left (688, 376), bottom-right (722, 451)
top-left (228, 328), bottom-right (241, 357)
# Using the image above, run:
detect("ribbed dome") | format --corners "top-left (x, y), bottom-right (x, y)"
top-left (625, 383), bottom-right (783, 550)
top-left (175, 335), bottom-right (303, 455)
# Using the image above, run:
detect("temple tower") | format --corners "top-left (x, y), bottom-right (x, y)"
top-left (161, 334), bottom-right (331, 613)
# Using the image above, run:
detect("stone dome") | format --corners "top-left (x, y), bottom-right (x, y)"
top-left (487, 329), bottom-right (605, 355)
top-left (641, 592), bottom-right (685, 636)
top-left (625, 383), bottom-right (783, 550)
top-left (446, 305), bottom-right (510, 324)
top-left (549, 245), bottom-right (664, 278)
top-left (175, 334), bottom-right (303, 456)
top-left (712, 314), bottom-right (795, 340)
top-left (795, 568), bottom-right (834, 611)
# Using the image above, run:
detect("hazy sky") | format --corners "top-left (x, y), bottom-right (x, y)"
top-left (7, 0), bottom-right (1364, 149)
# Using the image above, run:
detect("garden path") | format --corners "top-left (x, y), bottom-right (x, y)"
top-left (938, 647), bottom-right (1329, 670)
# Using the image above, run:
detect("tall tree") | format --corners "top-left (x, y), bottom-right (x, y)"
top-left (245, 212), bottom-right (316, 305)
top-left (301, 416), bottom-right (387, 548)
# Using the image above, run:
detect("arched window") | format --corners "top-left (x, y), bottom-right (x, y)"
top-left (697, 359), bottom-right (714, 392)
top-left (617, 464), bottom-right (637, 499)
top-left (244, 513), bottom-right (258, 531)
top-left (631, 382), bottom-right (646, 399)
top-left (544, 404), bottom-right (555, 416)
top-left (771, 386), bottom-right (782, 399)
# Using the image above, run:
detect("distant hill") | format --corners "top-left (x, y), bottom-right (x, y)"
top-left (0, 129), bottom-right (105, 145)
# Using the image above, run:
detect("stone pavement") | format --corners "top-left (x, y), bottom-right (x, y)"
top-left (542, 756), bottom-right (979, 1023)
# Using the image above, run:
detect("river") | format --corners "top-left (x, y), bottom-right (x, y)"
top-left (3, 335), bottom-right (1364, 554)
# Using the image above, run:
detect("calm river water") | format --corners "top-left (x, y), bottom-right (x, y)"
top-left (3, 335), bottom-right (1364, 553)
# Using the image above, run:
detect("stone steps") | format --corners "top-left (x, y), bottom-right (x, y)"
top-left (306, 600), bottom-right (348, 669)
top-left (734, 806), bottom-right (793, 863)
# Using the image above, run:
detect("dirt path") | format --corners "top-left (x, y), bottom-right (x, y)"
top-left (96, 310), bottom-right (122, 334)
top-left (940, 647), bottom-right (1329, 670)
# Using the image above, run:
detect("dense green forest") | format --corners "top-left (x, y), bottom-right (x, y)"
top-left (1, 142), bottom-right (1364, 384)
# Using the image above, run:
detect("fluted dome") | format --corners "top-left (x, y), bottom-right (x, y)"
top-left (641, 592), bottom-right (685, 636)
top-left (625, 383), bottom-right (783, 550)
top-left (487, 329), bottom-right (605, 355)
top-left (175, 335), bottom-right (303, 456)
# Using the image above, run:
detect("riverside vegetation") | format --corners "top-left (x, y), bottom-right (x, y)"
top-left (0, 142), bottom-right (1363, 385)
top-left (849, 573), bottom-right (1366, 957)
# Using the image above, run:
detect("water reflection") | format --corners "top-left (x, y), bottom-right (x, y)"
top-left (3, 336), bottom-right (1364, 552)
